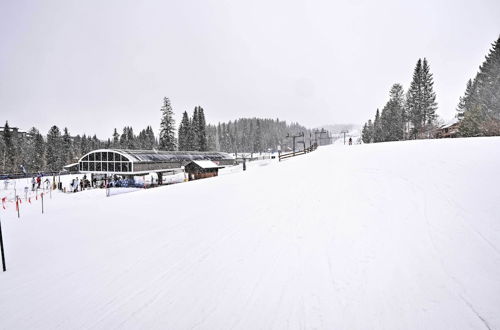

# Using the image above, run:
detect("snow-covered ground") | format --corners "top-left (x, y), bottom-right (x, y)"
top-left (1, 137), bottom-right (500, 329)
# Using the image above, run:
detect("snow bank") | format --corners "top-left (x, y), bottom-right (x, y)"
top-left (1, 137), bottom-right (499, 329)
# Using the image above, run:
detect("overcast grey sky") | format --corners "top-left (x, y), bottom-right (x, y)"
top-left (1, 0), bottom-right (499, 137)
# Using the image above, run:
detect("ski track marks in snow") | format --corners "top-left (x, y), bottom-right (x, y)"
top-left (1, 137), bottom-right (500, 329)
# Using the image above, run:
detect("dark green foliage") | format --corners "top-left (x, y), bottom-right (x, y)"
top-left (211, 118), bottom-right (311, 153)
top-left (178, 111), bottom-right (191, 151)
top-left (459, 36), bottom-right (500, 136)
top-left (406, 58), bottom-right (438, 138)
top-left (2, 121), bottom-right (16, 173)
top-left (62, 127), bottom-right (74, 165)
top-left (45, 125), bottom-right (63, 171)
top-left (373, 109), bottom-right (383, 142)
top-left (159, 97), bottom-right (177, 151)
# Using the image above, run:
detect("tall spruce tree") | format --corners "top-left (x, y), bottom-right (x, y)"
top-left (112, 128), bottom-right (120, 147)
top-left (24, 127), bottom-right (43, 172)
top-left (45, 125), bottom-right (63, 171)
top-left (2, 121), bottom-right (16, 173)
top-left (459, 36), bottom-right (500, 136)
top-left (178, 111), bottom-right (190, 151)
top-left (62, 127), bottom-right (74, 165)
top-left (407, 58), bottom-right (438, 138)
top-left (381, 84), bottom-right (405, 141)
top-left (373, 109), bottom-right (383, 142)
top-left (421, 58), bottom-right (438, 127)
top-left (159, 97), bottom-right (177, 150)
top-left (197, 106), bottom-right (208, 151)
top-left (191, 107), bottom-right (200, 150)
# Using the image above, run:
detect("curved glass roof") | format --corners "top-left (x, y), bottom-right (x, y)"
top-left (79, 149), bottom-right (234, 163)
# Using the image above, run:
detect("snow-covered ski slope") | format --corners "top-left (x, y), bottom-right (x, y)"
top-left (1, 137), bottom-right (500, 329)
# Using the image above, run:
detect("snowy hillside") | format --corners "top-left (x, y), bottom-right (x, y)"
top-left (1, 137), bottom-right (500, 329)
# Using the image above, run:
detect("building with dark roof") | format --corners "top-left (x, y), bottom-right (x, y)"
top-left (77, 149), bottom-right (235, 176)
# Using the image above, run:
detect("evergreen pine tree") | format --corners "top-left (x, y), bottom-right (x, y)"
top-left (421, 58), bottom-right (438, 128)
top-left (459, 36), bottom-right (500, 136)
top-left (373, 109), bottom-right (383, 142)
top-left (456, 79), bottom-right (474, 120)
top-left (46, 125), bottom-right (63, 171)
top-left (112, 128), bottom-right (120, 148)
top-left (62, 127), bottom-right (74, 164)
top-left (197, 106), bottom-right (207, 151)
top-left (159, 97), bottom-right (177, 151)
top-left (2, 121), bottom-right (16, 173)
top-left (407, 59), bottom-right (423, 138)
top-left (178, 111), bottom-right (190, 151)
top-left (406, 58), bottom-right (438, 138)
top-left (191, 107), bottom-right (200, 151)
top-left (361, 123), bottom-right (369, 143)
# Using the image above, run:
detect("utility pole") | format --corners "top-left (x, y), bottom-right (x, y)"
top-left (0, 217), bottom-right (6, 271)
top-left (340, 130), bottom-right (349, 145)
top-left (286, 132), bottom-right (304, 155)
top-left (313, 130), bottom-right (320, 146)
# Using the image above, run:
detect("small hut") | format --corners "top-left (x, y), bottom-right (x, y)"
top-left (436, 119), bottom-right (460, 138)
top-left (184, 160), bottom-right (224, 181)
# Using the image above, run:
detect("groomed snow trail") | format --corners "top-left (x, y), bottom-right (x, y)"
top-left (1, 138), bottom-right (500, 329)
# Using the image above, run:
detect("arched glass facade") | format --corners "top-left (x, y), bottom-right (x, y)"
top-left (79, 151), bottom-right (132, 173)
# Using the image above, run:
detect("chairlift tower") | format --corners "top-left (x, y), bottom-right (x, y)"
top-left (285, 132), bottom-right (305, 155)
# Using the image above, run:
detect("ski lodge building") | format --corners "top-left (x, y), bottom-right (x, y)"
top-left (77, 149), bottom-right (235, 180)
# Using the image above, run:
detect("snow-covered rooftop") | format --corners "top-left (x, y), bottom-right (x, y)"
top-left (79, 149), bottom-right (235, 163)
top-left (190, 160), bottom-right (223, 169)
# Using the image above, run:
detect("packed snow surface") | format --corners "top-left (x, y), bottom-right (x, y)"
top-left (1, 138), bottom-right (500, 329)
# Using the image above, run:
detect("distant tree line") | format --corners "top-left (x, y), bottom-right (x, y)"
top-left (362, 35), bottom-right (500, 143)
top-left (206, 119), bottom-right (312, 154)
top-left (362, 58), bottom-right (438, 143)
top-left (1, 97), bottom-right (313, 174)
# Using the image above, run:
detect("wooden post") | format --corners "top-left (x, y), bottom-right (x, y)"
top-left (16, 196), bottom-right (20, 219)
top-left (0, 218), bottom-right (5, 271)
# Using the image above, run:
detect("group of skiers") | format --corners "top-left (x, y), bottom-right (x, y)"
top-left (69, 175), bottom-right (94, 193)
top-left (31, 175), bottom-right (49, 191)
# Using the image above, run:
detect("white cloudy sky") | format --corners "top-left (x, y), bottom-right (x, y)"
top-left (1, 0), bottom-right (499, 137)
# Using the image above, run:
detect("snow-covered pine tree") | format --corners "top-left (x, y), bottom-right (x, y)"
top-left (33, 130), bottom-right (45, 171)
top-left (62, 127), bottom-right (74, 165)
top-left (206, 124), bottom-right (217, 151)
top-left (147, 126), bottom-right (156, 149)
top-left (80, 134), bottom-right (89, 155)
top-left (361, 123), bottom-right (369, 143)
top-left (197, 106), bottom-right (207, 151)
top-left (45, 125), bottom-right (63, 171)
top-left (373, 109), bottom-right (383, 142)
top-left (367, 119), bottom-right (374, 143)
top-left (406, 58), bottom-right (438, 138)
top-left (2, 122), bottom-right (17, 173)
top-left (112, 128), bottom-right (120, 148)
top-left (178, 111), bottom-right (190, 151)
top-left (456, 79), bottom-right (475, 120)
top-left (254, 119), bottom-right (262, 153)
top-left (407, 59), bottom-right (423, 138)
top-left (190, 107), bottom-right (200, 151)
top-left (381, 84), bottom-right (405, 141)
top-left (159, 97), bottom-right (177, 151)
top-left (421, 58), bottom-right (438, 129)
top-left (459, 36), bottom-right (500, 136)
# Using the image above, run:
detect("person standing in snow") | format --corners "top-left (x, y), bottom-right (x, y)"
top-left (348, 137), bottom-right (353, 145)
top-left (31, 177), bottom-right (36, 191)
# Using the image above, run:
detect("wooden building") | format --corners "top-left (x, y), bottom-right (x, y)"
top-left (184, 160), bottom-right (223, 181)
top-left (436, 119), bottom-right (460, 138)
